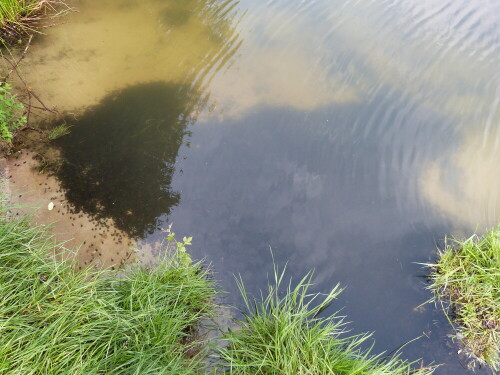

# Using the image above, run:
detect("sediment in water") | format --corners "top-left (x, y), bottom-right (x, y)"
top-left (0, 150), bottom-right (136, 269)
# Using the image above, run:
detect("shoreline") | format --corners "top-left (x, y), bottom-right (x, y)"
top-left (0, 150), bottom-right (136, 269)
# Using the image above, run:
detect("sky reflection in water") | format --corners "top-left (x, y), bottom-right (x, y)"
top-left (19, 0), bottom-right (500, 373)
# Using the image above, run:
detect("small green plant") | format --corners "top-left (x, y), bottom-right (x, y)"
top-left (216, 264), bottom-right (434, 375)
top-left (0, 82), bottom-right (26, 143)
top-left (48, 123), bottom-right (71, 140)
top-left (425, 226), bottom-right (500, 371)
top-left (164, 223), bottom-right (194, 268)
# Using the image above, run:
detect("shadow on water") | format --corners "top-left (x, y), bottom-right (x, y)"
top-left (37, 0), bottom-right (243, 238)
top-left (53, 82), bottom-right (199, 238)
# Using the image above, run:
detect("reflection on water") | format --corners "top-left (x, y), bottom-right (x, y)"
top-left (422, 131), bottom-right (500, 231)
top-left (30, 0), bottom-right (242, 237)
top-left (18, 0), bottom-right (500, 373)
top-left (54, 82), bottom-right (197, 237)
top-left (203, 5), bottom-right (361, 119)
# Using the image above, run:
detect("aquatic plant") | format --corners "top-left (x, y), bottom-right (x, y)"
top-left (47, 123), bottom-right (70, 140)
top-left (426, 226), bottom-right (500, 371)
top-left (0, 205), bottom-right (216, 374)
top-left (0, 82), bottom-right (25, 143)
top-left (216, 265), bottom-right (434, 375)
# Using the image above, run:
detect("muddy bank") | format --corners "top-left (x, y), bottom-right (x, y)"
top-left (0, 151), bottom-right (137, 269)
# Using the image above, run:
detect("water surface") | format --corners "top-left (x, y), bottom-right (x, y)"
top-left (19, 0), bottom-right (500, 373)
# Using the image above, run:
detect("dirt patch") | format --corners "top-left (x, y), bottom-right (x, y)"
top-left (1, 151), bottom-right (137, 269)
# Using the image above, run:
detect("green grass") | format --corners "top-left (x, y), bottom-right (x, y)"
top-left (0, 200), bottom-right (441, 374)
top-left (48, 123), bottom-right (71, 140)
top-left (0, 206), bottom-right (216, 374)
top-left (0, 0), bottom-right (41, 30)
top-left (0, 0), bottom-right (69, 44)
top-left (0, 82), bottom-right (26, 144)
top-left (216, 265), bottom-right (434, 375)
top-left (426, 226), bottom-right (500, 371)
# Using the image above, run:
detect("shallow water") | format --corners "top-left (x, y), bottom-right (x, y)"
top-left (16, 0), bottom-right (500, 372)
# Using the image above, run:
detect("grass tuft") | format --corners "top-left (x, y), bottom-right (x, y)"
top-left (0, 0), bottom-right (42, 34)
top-left (48, 123), bottom-right (71, 140)
top-left (426, 226), bottom-right (500, 371)
top-left (0, 0), bottom-right (68, 44)
top-left (0, 204), bottom-right (216, 374)
top-left (216, 264), bottom-right (434, 374)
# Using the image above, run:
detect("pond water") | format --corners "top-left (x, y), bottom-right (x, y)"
top-left (18, 0), bottom-right (500, 373)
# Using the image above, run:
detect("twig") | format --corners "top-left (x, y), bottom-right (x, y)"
top-left (19, 126), bottom-right (43, 133)
top-left (26, 89), bottom-right (32, 124)
top-left (2, 55), bottom-right (57, 114)
top-left (26, 87), bottom-right (55, 113)
top-left (19, 103), bottom-right (57, 113)
top-left (2, 35), bottom-right (33, 83)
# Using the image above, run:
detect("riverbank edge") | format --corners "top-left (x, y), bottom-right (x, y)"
top-left (0, 199), bottom-right (218, 373)
top-left (0, 2), bottom-right (438, 373)
top-left (1, 0), bottom-right (72, 152)
top-left (425, 227), bottom-right (500, 371)
top-left (0, 196), bottom-right (436, 374)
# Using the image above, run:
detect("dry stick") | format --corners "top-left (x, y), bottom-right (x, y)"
top-left (2, 50), bottom-right (64, 140)
top-left (20, 126), bottom-right (43, 133)
top-left (2, 35), bottom-right (33, 84)
top-left (22, 104), bottom-right (57, 112)
top-left (27, 88), bottom-right (57, 114)
top-left (2, 56), bottom-right (57, 115)
top-left (26, 89), bottom-right (32, 124)
top-left (20, 92), bottom-right (51, 133)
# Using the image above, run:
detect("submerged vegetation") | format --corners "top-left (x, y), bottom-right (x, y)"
top-left (426, 226), bottom-right (500, 371)
top-left (47, 123), bottom-right (71, 140)
top-left (0, 205), bottom-right (216, 374)
top-left (216, 266), bottom-right (434, 375)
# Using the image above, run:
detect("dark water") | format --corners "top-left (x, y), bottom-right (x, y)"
top-left (25, 0), bottom-right (500, 373)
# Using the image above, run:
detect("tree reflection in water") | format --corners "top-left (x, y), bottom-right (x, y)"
top-left (52, 0), bottom-right (241, 237)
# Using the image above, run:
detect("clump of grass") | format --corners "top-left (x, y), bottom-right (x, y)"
top-left (0, 0), bottom-right (38, 25)
top-left (0, 0), bottom-right (68, 44)
top-left (0, 205), bottom-right (216, 374)
top-left (216, 265), bottom-right (434, 375)
top-left (48, 123), bottom-right (71, 140)
top-left (0, 0), bottom-right (42, 38)
top-left (426, 226), bottom-right (500, 371)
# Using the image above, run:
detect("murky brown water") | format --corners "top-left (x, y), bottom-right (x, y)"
top-left (4, 0), bottom-right (500, 373)
top-left (1, 151), bottom-right (136, 268)
top-left (20, 0), bottom-right (241, 111)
